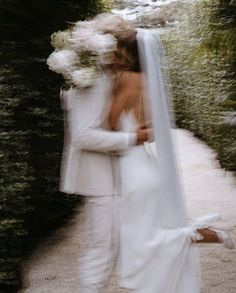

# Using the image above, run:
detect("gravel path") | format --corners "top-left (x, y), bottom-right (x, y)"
top-left (18, 129), bottom-right (236, 293)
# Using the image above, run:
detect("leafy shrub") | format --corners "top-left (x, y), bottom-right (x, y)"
top-left (0, 0), bottom-right (111, 291)
top-left (162, 0), bottom-right (236, 171)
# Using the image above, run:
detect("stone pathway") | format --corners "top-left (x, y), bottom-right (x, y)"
top-left (18, 129), bottom-right (236, 293)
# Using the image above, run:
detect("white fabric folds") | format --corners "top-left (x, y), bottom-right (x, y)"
top-left (117, 29), bottom-right (217, 293)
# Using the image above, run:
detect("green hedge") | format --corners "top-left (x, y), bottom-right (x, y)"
top-left (0, 0), bottom-right (111, 291)
top-left (162, 0), bottom-right (236, 171)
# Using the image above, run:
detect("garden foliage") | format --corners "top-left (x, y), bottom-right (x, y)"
top-left (162, 0), bottom-right (236, 171)
top-left (0, 0), bottom-right (111, 291)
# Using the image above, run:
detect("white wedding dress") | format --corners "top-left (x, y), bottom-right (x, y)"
top-left (117, 110), bottom-right (220, 293)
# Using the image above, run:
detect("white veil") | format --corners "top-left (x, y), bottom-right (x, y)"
top-left (137, 29), bottom-right (187, 228)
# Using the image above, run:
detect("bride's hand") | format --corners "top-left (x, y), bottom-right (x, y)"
top-left (136, 128), bottom-right (153, 145)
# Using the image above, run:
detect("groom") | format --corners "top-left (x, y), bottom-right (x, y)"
top-left (59, 71), bottom-right (149, 292)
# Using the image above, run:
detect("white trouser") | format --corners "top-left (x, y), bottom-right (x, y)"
top-left (77, 195), bottom-right (119, 293)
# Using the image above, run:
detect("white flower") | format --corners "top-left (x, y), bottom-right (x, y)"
top-left (70, 67), bottom-right (99, 88)
top-left (71, 28), bottom-right (96, 52)
top-left (50, 30), bottom-right (72, 50)
top-left (71, 28), bottom-right (117, 54)
top-left (92, 33), bottom-right (117, 53)
top-left (46, 14), bottom-right (124, 89)
top-left (46, 49), bottom-right (78, 75)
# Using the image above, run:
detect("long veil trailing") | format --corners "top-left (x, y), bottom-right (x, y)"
top-left (137, 29), bottom-right (188, 228)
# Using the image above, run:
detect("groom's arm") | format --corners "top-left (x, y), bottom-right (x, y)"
top-left (62, 87), bottom-right (136, 152)
top-left (63, 87), bottom-right (149, 152)
top-left (71, 127), bottom-right (137, 152)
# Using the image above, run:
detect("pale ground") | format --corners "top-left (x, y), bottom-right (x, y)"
top-left (18, 129), bottom-right (236, 293)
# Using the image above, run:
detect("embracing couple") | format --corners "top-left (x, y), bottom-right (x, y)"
top-left (59, 18), bottom-right (234, 293)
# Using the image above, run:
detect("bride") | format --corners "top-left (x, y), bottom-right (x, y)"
top-left (108, 29), bottom-right (234, 293)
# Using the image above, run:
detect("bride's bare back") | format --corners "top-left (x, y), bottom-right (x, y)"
top-left (109, 71), bottom-right (146, 130)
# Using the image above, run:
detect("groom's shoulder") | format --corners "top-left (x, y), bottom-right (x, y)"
top-left (61, 87), bottom-right (89, 111)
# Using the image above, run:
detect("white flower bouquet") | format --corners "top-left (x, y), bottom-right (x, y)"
top-left (46, 14), bottom-right (121, 89)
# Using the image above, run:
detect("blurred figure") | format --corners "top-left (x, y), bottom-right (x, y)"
top-left (59, 16), bottom-right (150, 293)
top-left (108, 29), bottom-right (234, 293)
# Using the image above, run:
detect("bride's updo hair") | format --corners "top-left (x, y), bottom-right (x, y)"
top-left (116, 32), bottom-right (141, 73)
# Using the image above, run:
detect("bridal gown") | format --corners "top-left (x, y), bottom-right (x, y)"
top-left (117, 110), bottom-right (220, 293)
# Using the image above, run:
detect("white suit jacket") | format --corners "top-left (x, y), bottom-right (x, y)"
top-left (59, 74), bottom-right (136, 196)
